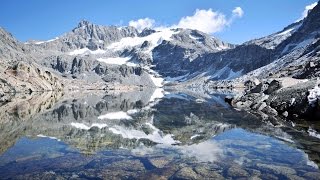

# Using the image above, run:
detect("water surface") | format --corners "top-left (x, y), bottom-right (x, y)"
top-left (0, 90), bottom-right (319, 179)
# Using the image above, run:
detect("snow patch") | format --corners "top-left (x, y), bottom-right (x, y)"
top-left (108, 124), bottom-right (179, 145)
top-left (277, 28), bottom-right (295, 36)
top-left (195, 98), bottom-right (205, 103)
top-left (98, 111), bottom-right (132, 120)
top-left (149, 74), bottom-right (164, 87)
top-left (97, 57), bottom-right (135, 66)
top-left (70, 122), bottom-right (108, 130)
top-left (46, 37), bottom-right (59, 43)
top-left (190, 134), bottom-right (200, 139)
top-left (68, 48), bottom-right (106, 56)
top-left (308, 127), bottom-right (320, 139)
top-left (290, 98), bottom-right (296, 106)
top-left (275, 136), bottom-right (294, 143)
top-left (211, 65), bottom-right (243, 80)
top-left (189, 35), bottom-right (201, 41)
top-left (107, 29), bottom-right (178, 54)
top-left (33, 37), bottom-right (59, 45)
top-left (127, 109), bottom-right (139, 114)
top-left (37, 134), bottom-right (60, 141)
top-left (149, 88), bottom-right (165, 102)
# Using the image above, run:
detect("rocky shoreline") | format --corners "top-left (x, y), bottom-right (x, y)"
top-left (226, 77), bottom-right (320, 122)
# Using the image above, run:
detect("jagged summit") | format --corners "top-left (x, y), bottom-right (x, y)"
top-left (77, 20), bottom-right (92, 28)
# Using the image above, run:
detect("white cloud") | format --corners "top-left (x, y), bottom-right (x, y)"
top-left (128, 7), bottom-right (244, 34)
top-left (129, 18), bottom-right (155, 32)
top-left (173, 9), bottom-right (228, 34)
top-left (298, 2), bottom-right (317, 21)
top-left (232, 7), bottom-right (244, 18)
top-left (172, 8), bottom-right (244, 34)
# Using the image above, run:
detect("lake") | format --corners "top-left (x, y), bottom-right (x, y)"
top-left (0, 89), bottom-right (319, 179)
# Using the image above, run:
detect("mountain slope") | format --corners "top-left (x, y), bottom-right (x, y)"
top-left (22, 22), bottom-right (235, 88)
top-left (0, 28), bottom-right (63, 102)
top-left (231, 2), bottom-right (320, 82)
top-left (1, 1), bottom-right (320, 95)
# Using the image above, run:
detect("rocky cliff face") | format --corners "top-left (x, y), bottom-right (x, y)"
top-left (0, 28), bottom-right (29, 66)
top-left (16, 21), bottom-right (235, 90)
top-left (0, 29), bottom-right (64, 103)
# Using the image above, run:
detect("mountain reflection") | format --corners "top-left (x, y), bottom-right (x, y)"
top-left (0, 89), bottom-right (319, 179)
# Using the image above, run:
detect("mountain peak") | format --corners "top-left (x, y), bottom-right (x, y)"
top-left (77, 20), bottom-right (93, 28)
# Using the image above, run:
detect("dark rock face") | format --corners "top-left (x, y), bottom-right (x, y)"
top-left (119, 65), bottom-right (139, 77)
top-left (213, 44), bottom-right (274, 73)
top-left (293, 53), bottom-right (320, 79)
top-left (139, 28), bottom-right (156, 37)
top-left (71, 57), bottom-right (89, 74)
top-left (71, 20), bottom-right (139, 50)
top-left (232, 78), bottom-right (320, 121)
top-left (151, 29), bottom-right (235, 78)
top-left (94, 64), bottom-right (105, 75)
top-left (265, 80), bottom-right (282, 94)
top-left (153, 41), bottom-right (191, 77)
top-left (172, 44), bottom-right (274, 81)
top-left (250, 83), bottom-right (269, 94)
top-left (268, 81), bottom-right (320, 120)
top-left (52, 56), bottom-right (68, 73)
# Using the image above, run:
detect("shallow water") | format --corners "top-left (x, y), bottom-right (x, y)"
top-left (0, 90), bottom-right (319, 179)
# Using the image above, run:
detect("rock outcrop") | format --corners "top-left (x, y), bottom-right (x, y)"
top-left (230, 78), bottom-right (320, 121)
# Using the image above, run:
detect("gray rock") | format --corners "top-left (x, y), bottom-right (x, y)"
top-left (262, 105), bottom-right (278, 116)
top-left (172, 167), bottom-right (199, 180)
top-left (303, 172), bottom-right (320, 180)
top-left (265, 80), bottom-right (282, 94)
top-left (193, 166), bottom-right (224, 180)
top-left (257, 163), bottom-right (296, 177)
top-left (258, 102), bottom-right (268, 111)
top-left (227, 165), bottom-right (249, 177)
top-left (149, 157), bottom-right (171, 168)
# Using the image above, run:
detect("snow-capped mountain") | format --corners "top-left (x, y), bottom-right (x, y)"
top-left (1, 1), bottom-right (320, 94)
top-left (21, 20), bottom-right (235, 88)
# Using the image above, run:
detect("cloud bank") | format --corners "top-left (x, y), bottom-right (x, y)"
top-left (128, 7), bottom-right (244, 34)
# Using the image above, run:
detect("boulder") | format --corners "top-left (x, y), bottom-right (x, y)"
top-left (244, 78), bottom-right (261, 91)
top-left (264, 80), bottom-right (282, 94)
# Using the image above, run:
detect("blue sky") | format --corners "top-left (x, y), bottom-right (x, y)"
top-left (0, 0), bottom-right (317, 44)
